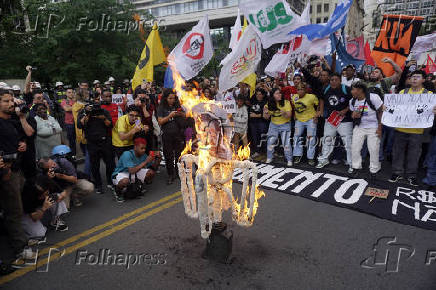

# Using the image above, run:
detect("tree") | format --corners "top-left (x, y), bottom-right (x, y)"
top-left (0, 0), bottom-right (154, 86)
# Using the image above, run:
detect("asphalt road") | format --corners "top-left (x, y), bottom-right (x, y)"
top-left (1, 160), bottom-right (436, 290)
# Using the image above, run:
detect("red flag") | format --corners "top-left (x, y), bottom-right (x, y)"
top-left (425, 54), bottom-right (436, 74)
top-left (346, 35), bottom-right (365, 60)
top-left (364, 41), bottom-right (375, 66)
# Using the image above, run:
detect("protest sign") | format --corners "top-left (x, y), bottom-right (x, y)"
top-left (217, 99), bottom-right (237, 114)
top-left (382, 94), bottom-right (436, 128)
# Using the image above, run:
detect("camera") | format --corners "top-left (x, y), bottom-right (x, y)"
top-left (85, 103), bottom-right (104, 116)
top-left (48, 192), bottom-right (59, 202)
top-left (15, 103), bottom-right (30, 114)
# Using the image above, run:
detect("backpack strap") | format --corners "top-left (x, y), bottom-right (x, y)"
top-left (323, 85), bottom-right (330, 95)
top-left (341, 84), bottom-right (347, 95)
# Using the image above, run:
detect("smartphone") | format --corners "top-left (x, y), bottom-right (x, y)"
top-left (135, 119), bottom-right (141, 127)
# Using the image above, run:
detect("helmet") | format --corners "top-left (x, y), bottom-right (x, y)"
top-left (108, 76), bottom-right (115, 82)
top-left (12, 85), bottom-right (21, 91)
top-left (93, 80), bottom-right (100, 85)
top-left (51, 145), bottom-right (71, 156)
top-left (55, 81), bottom-right (64, 87)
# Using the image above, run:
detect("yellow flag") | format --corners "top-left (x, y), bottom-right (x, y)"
top-left (132, 23), bottom-right (166, 90)
top-left (241, 17), bottom-right (256, 96)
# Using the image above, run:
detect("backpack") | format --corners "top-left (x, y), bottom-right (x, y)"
top-left (351, 94), bottom-right (377, 112)
top-left (324, 84), bottom-right (347, 95)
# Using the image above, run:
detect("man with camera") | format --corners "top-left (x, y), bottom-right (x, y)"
top-left (0, 88), bottom-right (37, 262)
top-left (112, 138), bottom-right (157, 202)
top-left (38, 156), bottom-right (94, 208)
top-left (134, 88), bottom-right (158, 153)
top-left (78, 93), bottom-right (114, 194)
top-left (349, 82), bottom-right (384, 181)
top-left (21, 174), bottom-right (69, 237)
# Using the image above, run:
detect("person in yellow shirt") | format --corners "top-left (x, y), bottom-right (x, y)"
top-left (263, 88), bottom-right (293, 166)
top-left (72, 88), bottom-right (91, 177)
top-left (389, 70), bottom-right (433, 186)
top-left (112, 105), bottom-right (148, 158)
top-left (291, 83), bottom-right (319, 165)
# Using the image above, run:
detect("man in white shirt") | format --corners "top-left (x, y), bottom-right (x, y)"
top-left (342, 64), bottom-right (361, 87)
top-left (349, 81), bottom-right (383, 181)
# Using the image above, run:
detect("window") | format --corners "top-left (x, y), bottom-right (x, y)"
top-left (316, 17), bottom-right (321, 23)
top-left (310, 5), bottom-right (312, 14)
top-left (324, 3), bottom-right (329, 12)
top-left (317, 4), bottom-right (321, 13)
top-left (323, 17), bottom-right (328, 22)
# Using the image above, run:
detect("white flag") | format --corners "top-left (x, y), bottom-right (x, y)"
top-left (219, 25), bottom-right (262, 93)
top-left (239, 0), bottom-right (310, 49)
top-left (411, 32), bottom-right (436, 59)
top-left (169, 15), bottom-right (213, 80)
top-left (229, 10), bottom-right (242, 50)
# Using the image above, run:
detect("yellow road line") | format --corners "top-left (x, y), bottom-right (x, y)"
top-left (36, 191), bottom-right (181, 257)
top-left (0, 197), bottom-right (182, 285)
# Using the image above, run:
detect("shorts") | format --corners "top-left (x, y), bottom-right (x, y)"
top-left (112, 168), bottom-right (149, 185)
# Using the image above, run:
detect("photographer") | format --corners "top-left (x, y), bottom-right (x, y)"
top-left (112, 138), bottom-right (157, 202)
top-left (21, 175), bottom-right (69, 236)
top-left (0, 88), bottom-right (36, 261)
top-left (112, 105), bottom-right (149, 158)
top-left (134, 88), bottom-right (158, 153)
top-left (349, 82), bottom-right (383, 180)
top-left (38, 156), bottom-right (94, 208)
top-left (78, 94), bottom-right (114, 194)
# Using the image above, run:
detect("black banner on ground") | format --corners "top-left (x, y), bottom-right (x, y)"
top-left (232, 163), bottom-right (436, 232)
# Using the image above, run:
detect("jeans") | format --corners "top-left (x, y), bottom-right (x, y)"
top-left (249, 120), bottom-right (268, 153)
top-left (266, 122), bottom-right (292, 162)
top-left (318, 122), bottom-right (353, 166)
top-left (80, 143), bottom-right (91, 178)
top-left (293, 119), bottom-right (317, 159)
top-left (392, 131), bottom-right (423, 177)
top-left (351, 127), bottom-right (381, 173)
top-left (65, 124), bottom-right (76, 156)
top-left (380, 125), bottom-right (395, 160)
top-left (423, 136), bottom-right (436, 186)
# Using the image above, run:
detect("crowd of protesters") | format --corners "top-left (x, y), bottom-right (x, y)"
top-left (1, 56), bottom-right (436, 272)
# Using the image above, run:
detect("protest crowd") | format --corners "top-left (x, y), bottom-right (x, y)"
top-left (1, 0), bottom-right (436, 275)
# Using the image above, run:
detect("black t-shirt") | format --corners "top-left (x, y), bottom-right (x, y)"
top-left (322, 86), bottom-right (352, 122)
top-left (249, 98), bottom-right (268, 122)
top-left (0, 116), bottom-right (25, 155)
top-left (77, 108), bottom-right (112, 143)
top-left (157, 105), bottom-right (183, 138)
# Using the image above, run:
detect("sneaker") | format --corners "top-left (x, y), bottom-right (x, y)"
top-left (251, 152), bottom-right (260, 159)
top-left (96, 187), bottom-right (103, 194)
top-left (308, 159), bottom-right (315, 166)
top-left (347, 167), bottom-right (354, 174)
top-left (388, 174), bottom-right (402, 183)
top-left (50, 218), bottom-right (68, 232)
top-left (287, 161), bottom-right (293, 167)
top-left (106, 184), bottom-right (114, 191)
top-left (265, 158), bottom-right (272, 164)
top-left (350, 169), bottom-right (361, 178)
top-left (316, 160), bottom-right (329, 169)
top-left (408, 177), bottom-right (419, 187)
top-left (115, 195), bottom-right (125, 203)
top-left (294, 156), bottom-right (302, 164)
top-left (331, 159), bottom-right (340, 165)
top-left (72, 198), bottom-right (82, 207)
top-left (28, 236), bottom-right (46, 246)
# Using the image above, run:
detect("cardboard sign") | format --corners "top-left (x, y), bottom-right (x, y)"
top-left (365, 187), bottom-right (389, 202)
top-left (112, 94), bottom-right (134, 106)
top-left (217, 99), bottom-right (237, 114)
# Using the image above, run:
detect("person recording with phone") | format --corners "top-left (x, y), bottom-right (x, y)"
top-left (78, 93), bottom-right (114, 194)
top-left (112, 105), bottom-right (149, 158)
top-left (134, 88), bottom-right (159, 155)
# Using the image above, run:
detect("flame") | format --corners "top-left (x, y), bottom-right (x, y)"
top-left (180, 139), bottom-right (192, 158)
top-left (237, 144), bottom-right (251, 161)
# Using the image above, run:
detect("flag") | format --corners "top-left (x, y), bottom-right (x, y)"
top-left (364, 41), bottom-right (375, 66)
top-left (219, 25), bottom-right (262, 93)
top-left (265, 36), bottom-right (308, 78)
top-left (239, 0), bottom-right (310, 48)
top-left (229, 10), bottom-right (242, 50)
top-left (346, 35), bottom-right (365, 60)
top-left (425, 54), bottom-right (436, 74)
top-left (240, 17), bottom-right (256, 95)
top-left (163, 66), bottom-right (174, 88)
top-left (289, 0), bottom-right (353, 41)
top-left (132, 22), bottom-right (166, 91)
top-left (169, 15), bottom-right (213, 80)
top-left (325, 33), bottom-right (364, 73)
top-left (307, 37), bottom-right (330, 56)
top-left (371, 14), bottom-right (423, 77)
top-left (411, 32), bottom-right (436, 59)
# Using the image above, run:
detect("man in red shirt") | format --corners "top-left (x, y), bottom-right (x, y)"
top-left (100, 89), bottom-right (121, 127)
